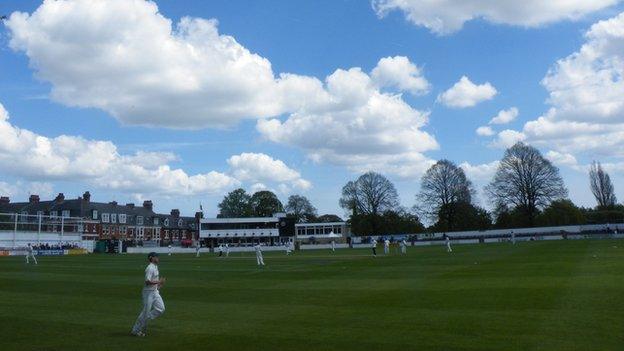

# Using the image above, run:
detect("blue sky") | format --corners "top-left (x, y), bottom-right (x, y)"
top-left (1, 0), bottom-right (624, 218)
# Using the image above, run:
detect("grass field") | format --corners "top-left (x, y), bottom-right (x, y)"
top-left (1, 240), bottom-right (624, 351)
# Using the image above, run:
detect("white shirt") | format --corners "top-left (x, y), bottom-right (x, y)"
top-left (400, 240), bottom-right (406, 247)
top-left (255, 244), bottom-right (262, 253)
top-left (371, 240), bottom-right (377, 247)
top-left (144, 263), bottom-right (159, 291)
top-left (384, 240), bottom-right (390, 247)
top-left (27, 246), bottom-right (33, 253)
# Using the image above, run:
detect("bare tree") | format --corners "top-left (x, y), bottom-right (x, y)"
top-left (285, 195), bottom-right (318, 223)
top-left (589, 161), bottom-right (617, 208)
top-left (417, 160), bottom-right (474, 231)
top-left (339, 172), bottom-right (399, 216)
top-left (486, 142), bottom-right (567, 224)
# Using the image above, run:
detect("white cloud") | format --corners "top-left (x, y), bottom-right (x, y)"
top-left (546, 150), bottom-right (578, 167)
top-left (371, 56), bottom-right (430, 95)
top-left (476, 126), bottom-right (494, 136)
top-left (0, 181), bottom-right (54, 199)
top-left (0, 103), bottom-right (311, 197)
top-left (489, 107), bottom-right (519, 125)
top-left (227, 153), bottom-right (311, 192)
top-left (514, 12), bottom-right (624, 160)
top-left (257, 66), bottom-right (438, 178)
top-left (491, 129), bottom-right (526, 149)
top-left (437, 76), bottom-right (497, 108)
top-left (372, 0), bottom-right (621, 35)
top-left (460, 161), bottom-right (500, 181)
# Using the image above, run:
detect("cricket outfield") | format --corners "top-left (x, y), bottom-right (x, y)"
top-left (1, 240), bottom-right (623, 351)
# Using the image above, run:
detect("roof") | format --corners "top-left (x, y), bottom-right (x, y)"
top-left (201, 216), bottom-right (281, 224)
top-left (295, 222), bottom-right (347, 227)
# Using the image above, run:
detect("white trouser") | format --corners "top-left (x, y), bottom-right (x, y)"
top-left (196, 251), bottom-right (200, 257)
top-left (401, 247), bottom-right (406, 254)
top-left (447, 243), bottom-right (452, 252)
top-left (25, 253), bottom-right (37, 264)
top-left (256, 252), bottom-right (264, 265)
top-left (384, 247), bottom-right (389, 254)
top-left (226, 251), bottom-right (229, 257)
top-left (132, 289), bottom-right (165, 333)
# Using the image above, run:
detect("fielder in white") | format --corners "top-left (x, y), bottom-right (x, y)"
top-left (400, 239), bottom-right (407, 255)
top-left (285, 242), bottom-right (292, 255)
top-left (255, 243), bottom-right (265, 266)
top-left (511, 230), bottom-right (516, 245)
top-left (384, 239), bottom-right (390, 255)
top-left (167, 244), bottom-right (172, 256)
top-left (25, 243), bottom-right (38, 265)
top-left (225, 243), bottom-right (230, 258)
top-left (371, 239), bottom-right (378, 257)
top-left (195, 243), bottom-right (200, 257)
top-left (131, 252), bottom-right (165, 337)
top-left (445, 236), bottom-right (453, 252)
top-left (331, 240), bottom-right (336, 252)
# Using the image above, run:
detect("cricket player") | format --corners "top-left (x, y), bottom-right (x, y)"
top-left (371, 238), bottom-right (377, 257)
top-left (384, 239), bottom-right (390, 255)
top-left (331, 240), bottom-right (336, 252)
top-left (511, 230), bottom-right (516, 245)
top-left (25, 243), bottom-right (37, 265)
top-left (445, 235), bottom-right (453, 252)
top-left (285, 242), bottom-right (292, 255)
top-left (255, 243), bottom-right (265, 266)
top-left (225, 243), bottom-right (230, 258)
top-left (195, 243), bottom-right (200, 257)
top-left (218, 244), bottom-right (223, 257)
top-left (131, 252), bottom-right (165, 337)
top-left (400, 239), bottom-right (407, 255)
top-left (167, 244), bottom-right (172, 256)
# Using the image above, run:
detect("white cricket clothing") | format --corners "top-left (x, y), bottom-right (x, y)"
top-left (132, 263), bottom-right (165, 334)
top-left (400, 240), bottom-right (407, 254)
top-left (371, 239), bottom-right (377, 248)
top-left (195, 246), bottom-right (200, 257)
top-left (225, 244), bottom-right (230, 257)
top-left (255, 244), bottom-right (265, 266)
top-left (446, 237), bottom-right (452, 252)
top-left (25, 246), bottom-right (38, 264)
top-left (384, 240), bottom-right (390, 254)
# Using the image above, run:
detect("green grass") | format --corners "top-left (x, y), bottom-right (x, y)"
top-left (1, 240), bottom-right (624, 351)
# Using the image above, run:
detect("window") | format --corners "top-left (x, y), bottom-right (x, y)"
top-left (62, 210), bottom-right (70, 218)
top-left (178, 219), bottom-right (183, 227)
top-left (137, 216), bottom-right (144, 226)
top-left (111, 214), bottom-right (117, 223)
top-left (37, 211), bottom-right (43, 218)
top-left (20, 211), bottom-right (28, 221)
top-left (92, 210), bottom-right (98, 220)
top-left (154, 217), bottom-right (159, 226)
top-left (50, 211), bottom-right (58, 218)
top-left (102, 213), bottom-right (110, 223)
top-left (164, 218), bottom-right (169, 227)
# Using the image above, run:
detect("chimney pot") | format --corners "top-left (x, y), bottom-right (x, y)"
top-left (29, 194), bottom-right (40, 203)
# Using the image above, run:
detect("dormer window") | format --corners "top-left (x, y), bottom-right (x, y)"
top-left (154, 217), bottom-right (159, 226)
top-left (92, 210), bottom-right (98, 220)
top-left (137, 216), bottom-right (144, 226)
top-left (102, 213), bottom-right (110, 223)
top-left (178, 219), bottom-right (183, 227)
top-left (119, 214), bottom-right (127, 224)
top-left (164, 218), bottom-right (169, 227)
top-left (62, 210), bottom-right (70, 218)
top-left (111, 214), bottom-right (117, 223)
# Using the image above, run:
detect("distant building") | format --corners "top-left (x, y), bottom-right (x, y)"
top-left (199, 213), bottom-right (295, 247)
top-left (295, 221), bottom-right (350, 244)
top-left (157, 209), bottom-right (199, 245)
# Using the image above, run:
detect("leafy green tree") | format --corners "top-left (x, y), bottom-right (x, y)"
top-left (537, 199), bottom-right (585, 226)
top-left (250, 191), bottom-right (284, 217)
top-left (217, 188), bottom-right (252, 218)
top-left (315, 214), bottom-right (343, 223)
top-left (433, 202), bottom-right (491, 232)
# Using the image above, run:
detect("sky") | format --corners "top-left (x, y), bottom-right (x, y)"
top-left (0, 0), bottom-right (624, 218)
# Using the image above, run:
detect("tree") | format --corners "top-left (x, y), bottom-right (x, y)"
top-left (285, 195), bottom-right (317, 223)
top-left (417, 160), bottom-right (474, 231)
top-left (589, 161), bottom-right (617, 209)
top-left (486, 142), bottom-right (567, 225)
top-left (250, 191), bottom-right (284, 217)
top-left (433, 202), bottom-right (492, 232)
top-left (316, 214), bottom-right (343, 223)
top-left (537, 199), bottom-right (585, 226)
top-left (351, 208), bottom-right (424, 236)
top-left (339, 172), bottom-right (399, 216)
top-left (217, 188), bottom-right (252, 218)
top-left (339, 172), bottom-right (400, 234)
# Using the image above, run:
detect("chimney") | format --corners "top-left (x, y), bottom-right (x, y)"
top-left (126, 203), bottom-right (135, 208)
top-left (143, 200), bottom-right (153, 211)
top-left (109, 201), bottom-right (118, 206)
top-left (195, 211), bottom-right (204, 220)
top-left (29, 194), bottom-right (40, 203)
top-left (0, 196), bottom-right (9, 204)
top-left (171, 209), bottom-right (180, 218)
top-left (55, 193), bottom-right (65, 203)
top-left (83, 191), bottom-right (91, 202)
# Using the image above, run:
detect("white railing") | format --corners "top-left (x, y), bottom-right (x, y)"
top-left (0, 212), bottom-right (88, 248)
top-left (200, 228), bottom-right (280, 238)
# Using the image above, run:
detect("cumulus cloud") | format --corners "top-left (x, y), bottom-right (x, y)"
top-left (460, 161), bottom-right (500, 181)
top-left (546, 150), bottom-right (578, 167)
top-left (227, 153), bottom-right (311, 192)
top-left (491, 129), bottom-right (526, 149)
top-left (489, 107), bottom-right (519, 125)
top-left (257, 65), bottom-right (438, 178)
top-left (476, 126), bottom-right (494, 136)
top-left (372, 0), bottom-right (621, 35)
top-left (0, 103), bottom-right (310, 197)
top-left (511, 12), bottom-right (624, 160)
top-left (437, 76), bottom-right (497, 108)
top-left (371, 56), bottom-right (430, 95)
